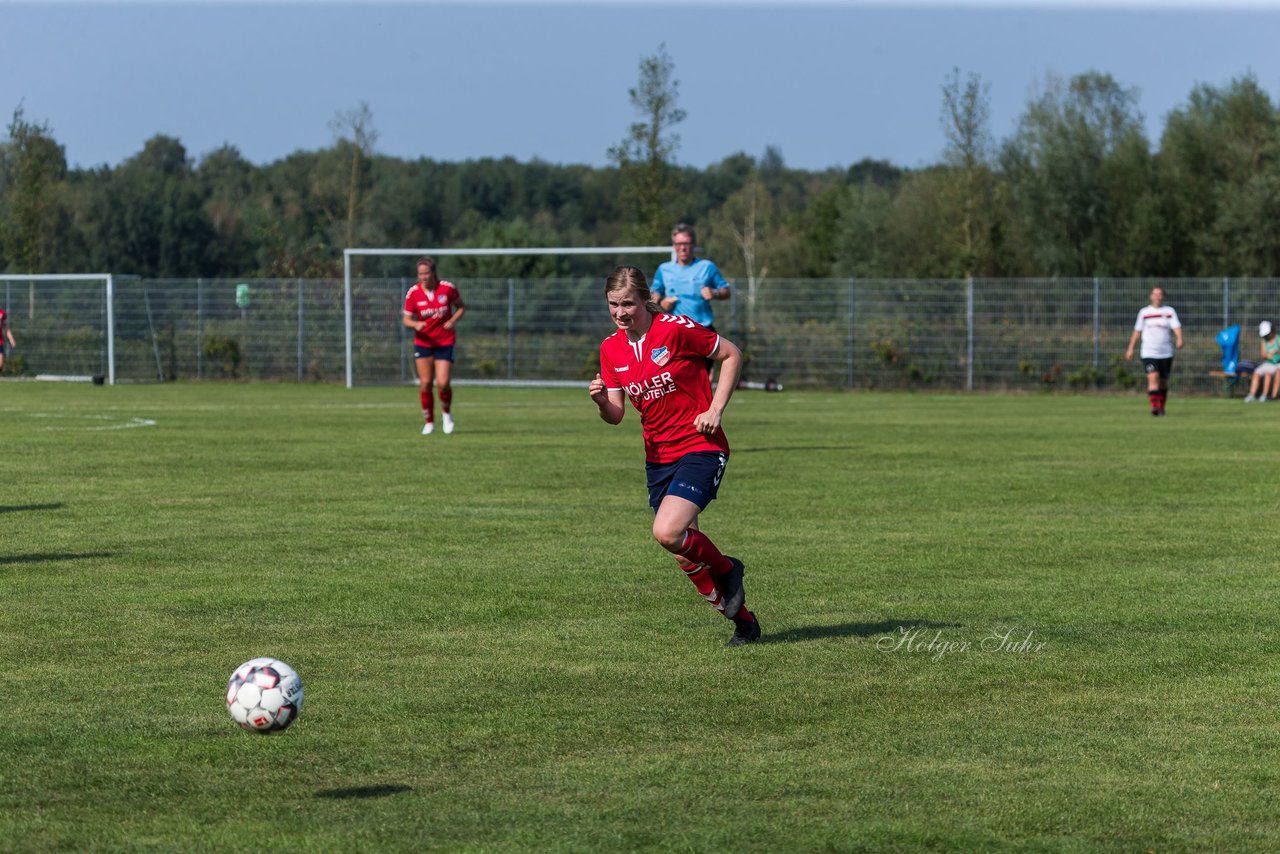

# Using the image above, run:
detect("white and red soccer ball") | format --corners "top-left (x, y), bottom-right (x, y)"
top-left (226, 657), bottom-right (303, 733)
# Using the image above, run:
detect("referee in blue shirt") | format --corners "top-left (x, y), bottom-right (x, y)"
top-left (652, 223), bottom-right (731, 333)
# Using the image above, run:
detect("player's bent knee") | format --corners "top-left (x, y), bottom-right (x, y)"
top-left (651, 525), bottom-right (684, 552)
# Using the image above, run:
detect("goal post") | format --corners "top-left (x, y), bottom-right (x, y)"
top-left (0, 274), bottom-right (117, 384)
top-left (342, 246), bottom-right (673, 389)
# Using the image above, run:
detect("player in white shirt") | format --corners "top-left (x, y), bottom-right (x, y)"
top-left (1125, 287), bottom-right (1183, 416)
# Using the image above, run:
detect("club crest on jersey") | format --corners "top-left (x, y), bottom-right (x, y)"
top-left (437, 294), bottom-right (447, 304)
top-left (650, 346), bottom-right (671, 367)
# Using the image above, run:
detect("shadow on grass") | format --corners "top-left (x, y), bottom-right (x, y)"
top-left (315, 785), bottom-right (412, 799)
top-left (759, 619), bottom-right (963, 645)
top-left (0, 503), bottom-right (66, 514)
top-left (0, 551), bottom-right (115, 566)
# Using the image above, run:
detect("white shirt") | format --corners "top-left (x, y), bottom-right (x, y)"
top-left (1134, 305), bottom-right (1181, 359)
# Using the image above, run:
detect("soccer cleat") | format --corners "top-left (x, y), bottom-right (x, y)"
top-left (422, 421), bottom-right (435, 435)
top-left (442, 412), bottom-right (455, 434)
top-left (1245, 395), bottom-right (1257, 402)
top-left (726, 615), bottom-right (761, 648)
top-left (718, 557), bottom-right (746, 620)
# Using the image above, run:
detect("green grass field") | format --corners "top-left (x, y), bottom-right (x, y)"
top-left (4, 382), bottom-right (1280, 851)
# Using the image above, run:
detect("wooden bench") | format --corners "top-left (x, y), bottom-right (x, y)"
top-left (1210, 369), bottom-right (1253, 397)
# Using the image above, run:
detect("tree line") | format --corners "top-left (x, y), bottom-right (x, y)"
top-left (2, 49), bottom-right (1279, 283)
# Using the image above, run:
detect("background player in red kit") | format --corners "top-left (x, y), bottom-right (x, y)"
top-left (588, 265), bottom-right (760, 647)
top-left (403, 257), bottom-right (465, 435)
top-left (0, 307), bottom-right (14, 372)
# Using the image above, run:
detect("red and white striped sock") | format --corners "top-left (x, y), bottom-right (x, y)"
top-left (675, 556), bottom-right (724, 613)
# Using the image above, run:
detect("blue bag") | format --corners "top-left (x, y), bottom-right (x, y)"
top-left (1217, 325), bottom-right (1241, 374)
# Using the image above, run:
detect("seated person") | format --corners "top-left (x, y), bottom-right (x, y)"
top-left (1245, 320), bottom-right (1280, 401)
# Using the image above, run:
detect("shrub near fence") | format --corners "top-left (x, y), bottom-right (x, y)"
top-left (5, 276), bottom-right (1278, 391)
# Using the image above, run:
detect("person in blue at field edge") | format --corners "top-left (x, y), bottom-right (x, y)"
top-left (652, 224), bottom-right (731, 374)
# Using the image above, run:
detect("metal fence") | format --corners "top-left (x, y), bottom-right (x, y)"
top-left (4, 276), bottom-right (1276, 392)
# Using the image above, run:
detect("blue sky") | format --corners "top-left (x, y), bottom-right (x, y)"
top-left (2, 1), bottom-right (1279, 172)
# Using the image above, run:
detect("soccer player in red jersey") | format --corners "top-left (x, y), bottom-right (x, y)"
top-left (0, 307), bottom-right (14, 373)
top-left (589, 265), bottom-right (760, 647)
top-left (403, 257), bottom-right (466, 435)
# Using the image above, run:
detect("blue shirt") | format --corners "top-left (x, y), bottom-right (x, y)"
top-left (652, 258), bottom-right (729, 328)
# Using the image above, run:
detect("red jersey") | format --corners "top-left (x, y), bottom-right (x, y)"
top-left (403, 281), bottom-right (462, 347)
top-left (599, 313), bottom-right (730, 464)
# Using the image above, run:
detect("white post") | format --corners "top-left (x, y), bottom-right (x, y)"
top-left (344, 251), bottom-right (354, 389)
top-left (106, 274), bottom-right (116, 385)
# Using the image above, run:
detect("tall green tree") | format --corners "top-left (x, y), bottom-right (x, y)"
top-left (0, 105), bottom-right (68, 276)
top-left (84, 135), bottom-right (213, 276)
top-left (939, 68), bottom-right (997, 276)
top-left (608, 44), bottom-right (686, 243)
top-left (329, 102), bottom-right (379, 250)
top-left (706, 161), bottom-right (778, 328)
top-left (1001, 71), bottom-right (1152, 276)
top-left (832, 179), bottom-right (894, 278)
top-left (1157, 75), bottom-right (1280, 274)
top-left (196, 144), bottom-right (261, 275)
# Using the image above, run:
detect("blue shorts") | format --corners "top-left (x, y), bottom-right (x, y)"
top-left (414, 344), bottom-right (454, 362)
top-left (646, 451), bottom-right (728, 513)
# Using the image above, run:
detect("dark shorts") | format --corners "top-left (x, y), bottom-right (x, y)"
top-left (645, 451), bottom-right (728, 513)
top-left (1143, 357), bottom-right (1173, 379)
top-left (414, 344), bottom-right (454, 362)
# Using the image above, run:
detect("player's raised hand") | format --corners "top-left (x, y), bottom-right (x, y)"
top-left (588, 372), bottom-right (609, 403)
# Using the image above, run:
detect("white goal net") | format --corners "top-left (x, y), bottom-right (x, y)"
top-left (0, 274), bottom-right (117, 383)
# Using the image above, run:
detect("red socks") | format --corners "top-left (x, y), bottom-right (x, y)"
top-left (674, 531), bottom-right (752, 623)
top-left (421, 386), bottom-right (452, 420)
top-left (675, 528), bottom-right (733, 576)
